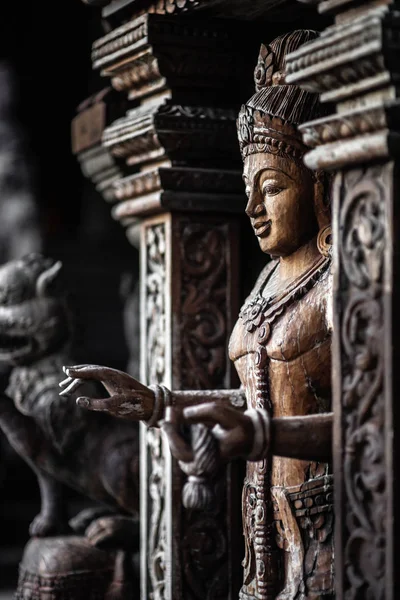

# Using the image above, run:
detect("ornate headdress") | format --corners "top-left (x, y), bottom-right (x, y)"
top-left (237, 30), bottom-right (327, 161)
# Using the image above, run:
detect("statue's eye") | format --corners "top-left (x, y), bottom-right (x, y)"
top-left (262, 184), bottom-right (282, 196)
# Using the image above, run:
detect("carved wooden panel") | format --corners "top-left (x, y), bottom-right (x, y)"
top-left (332, 164), bottom-right (391, 599)
top-left (140, 217), bottom-right (170, 600)
top-left (140, 213), bottom-right (241, 600)
top-left (286, 4), bottom-right (400, 598)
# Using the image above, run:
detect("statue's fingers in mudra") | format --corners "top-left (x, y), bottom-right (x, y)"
top-left (59, 364), bottom-right (155, 421)
top-left (160, 407), bottom-right (195, 463)
top-left (162, 402), bottom-right (256, 462)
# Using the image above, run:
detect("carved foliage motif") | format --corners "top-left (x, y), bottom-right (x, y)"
top-left (142, 218), bottom-right (240, 600)
top-left (177, 220), bottom-right (233, 599)
top-left (337, 166), bottom-right (387, 599)
top-left (144, 223), bottom-right (168, 600)
top-left (179, 222), bottom-right (229, 390)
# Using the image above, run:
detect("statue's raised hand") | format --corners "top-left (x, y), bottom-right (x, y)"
top-left (59, 364), bottom-right (155, 421)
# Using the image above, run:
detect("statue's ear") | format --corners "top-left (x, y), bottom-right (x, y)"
top-left (36, 261), bottom-right (63, 298)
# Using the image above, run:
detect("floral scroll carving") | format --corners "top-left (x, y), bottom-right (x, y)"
top-left (144, 223), bottom-right (168, 600)
top-left (338, 168), bottom-right (387, 600)
top-left (179, 222), bottom-right (229, 390)
top-left (177, 220), bottom-right (236, 599)
top-left (142, 218), bottom-right (239, 600)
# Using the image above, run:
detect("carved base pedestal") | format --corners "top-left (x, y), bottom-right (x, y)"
top-left (15, 537), bottom-right (137, 600)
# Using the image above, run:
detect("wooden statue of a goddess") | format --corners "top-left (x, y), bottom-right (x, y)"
top-left (60, 30), bottom-right (334, 600)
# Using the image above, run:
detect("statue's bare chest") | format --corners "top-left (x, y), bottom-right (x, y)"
top-left (229, 258), bottom-right (332, 365)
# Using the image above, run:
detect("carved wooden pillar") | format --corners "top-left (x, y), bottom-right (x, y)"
top-left (140, 212), bottom-right (241, 600)
top-left (75, 11), bottom-right (258, 600)
top-left (286, 4), bottom-right (400, 597)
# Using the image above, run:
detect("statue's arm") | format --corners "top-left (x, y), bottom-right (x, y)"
top-left (174, 396), bottom-right (333, 463)
top-left (272, 413), bottom-right (332, 462)
top-left (59, 363), bottom-right (246, 424)
top-left (59, 364), bottom-right (332, 463)
top-left (163, 403), bottom-right (333, 465)
top-left (171, 389), bottom-right (246, 409)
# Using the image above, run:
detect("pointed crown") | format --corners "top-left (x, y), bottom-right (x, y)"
top-left (237, 30), bottom-right (327, 160)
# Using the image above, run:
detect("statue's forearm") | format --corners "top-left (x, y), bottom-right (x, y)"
top-left (146, 386), bottom-right (246, 427)
top-left (171, 389), bottom-right (246, 410)
top-left (271, 413), bottom-right (333, 462)
top-left (166, 390), bottom-right (332, 463)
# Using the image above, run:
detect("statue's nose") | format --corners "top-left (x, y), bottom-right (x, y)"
top-left (245, 189), bottom-right (264, 218)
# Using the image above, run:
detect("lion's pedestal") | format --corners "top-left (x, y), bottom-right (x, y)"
top-left (15, 536), bottom-right (135, 600)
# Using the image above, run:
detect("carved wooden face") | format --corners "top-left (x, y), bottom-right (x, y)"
top-left (243, 153), bottom-right (319, 257)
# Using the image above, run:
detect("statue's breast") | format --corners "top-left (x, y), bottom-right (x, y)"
top-left (266, 279), bottom-right (330, 361)
top-left (229, 265), bottom-right (331, 364)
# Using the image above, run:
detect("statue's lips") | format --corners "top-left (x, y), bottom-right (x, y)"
top-left (253, 220), bottom-right (272, 237)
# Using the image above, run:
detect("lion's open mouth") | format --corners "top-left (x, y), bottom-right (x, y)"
top-left (0, 333), bottom-right (31, 358)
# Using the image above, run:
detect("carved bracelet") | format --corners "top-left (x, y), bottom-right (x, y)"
top-left (147, 384), bottom-right (171, 427)
top-left (244, 408), bottom-right (271, 461)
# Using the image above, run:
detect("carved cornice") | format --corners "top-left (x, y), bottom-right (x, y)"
top-left (101, 0), bottom-right (289, 20)
top-left (286, 7), bottom-right (400, 103)
top-left (92, 14), bottom-right (255, 103)
top-left (71, 88), bottom-right (128, 202)
top-left (92, 14), bottom-right (242, 70)
top-left (301, 105), bottom-right (387, 148)
top-left (92, 15), bottom-right (149, 70)
top-left (111, 166), bottom-right (244, 219)
top-left (71, 88), bottom-right (127, 155)
top-left (102, 102), bottom-right (238, 166)
top-left (77, 144), bottom-right (124, 202)
top-left (113, 167), bottom-right (242, 200)
top-left (114, 169), bottom-right (163, 200)
top-left (302, 130), bottom-right (400, 171)
top-left (107, 50), bottom-right (164, 100)
top-left (298, 100), bottom-right (400, 169)
top-left (101, 0), bottom-right (207, 17)
top-left (316, 0), bottom-right (367, 15)
top-left (284, 5), bottom-right (400, 169)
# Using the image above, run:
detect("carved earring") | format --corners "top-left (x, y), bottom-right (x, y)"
top-left (317, 225), bottom-right (332, 257)
top-left (313, 170), bottom-right (332, 257)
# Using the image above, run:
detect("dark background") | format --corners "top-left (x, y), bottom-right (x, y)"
top-left (0, 4), bottom-right (137, 589)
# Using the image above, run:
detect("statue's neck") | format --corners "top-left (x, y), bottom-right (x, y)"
top-left (277, 237), bottom-right (321, 285)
